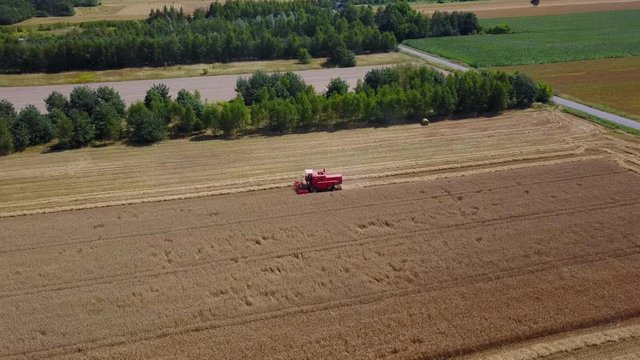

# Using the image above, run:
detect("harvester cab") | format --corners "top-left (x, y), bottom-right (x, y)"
top-left (294, 169), bottom-right (342, 194)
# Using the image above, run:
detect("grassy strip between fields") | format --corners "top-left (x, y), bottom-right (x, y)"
top-left (559, 106), bottom-right (640, 136)
top-left (0, 53), bottom-right (418, 87)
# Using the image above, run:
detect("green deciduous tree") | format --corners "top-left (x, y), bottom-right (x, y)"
top-left (52, 110), bottom-right (72, 148)
top-left (176, 89), bottom-right (204, 130)
top-left (0, 117), bottom-right (14, 155)
top-left (17, 104), bottom-right (53, 146)
top-left (69, 86), bottom-right (98, 117)
top-left (0, 100), bottom-right (17, 121)
top-left (144, 84), bottom-right (171, 108)
top-left (126, 102), bottom-right (166, 144)
top-left (216, 97), bottom-right (250, 137)
top-left (326, 78), bottom-right (349, 98)
top-left (329, 45), bottom-right (356, 68)
top-left (45, 91), bottom-right (69, 114)
top-left (54, 109), bottom-right (95, 149)
top-left (96, 87), bottom-right (126, 116)
top-left (202, 103), bottom-right (221, 130)
top-left (297, 48), bottom-right (311, 64)
top-left (93, 102), bottom-right (122, 141)
top-left (510, 73), bottom-right (539, 107)
top-left (536, 80), bottom-right (553, 103)
top-left (67, 110), bottom-right (95, 147)
top-left (487, 81), bottom-right (510, 113)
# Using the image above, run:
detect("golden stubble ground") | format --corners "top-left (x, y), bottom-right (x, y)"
top-left (1, 109), bottom-right (640, 359)
top-left (19, 0), bottom-right (212, 25)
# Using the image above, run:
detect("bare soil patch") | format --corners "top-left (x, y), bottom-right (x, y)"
top-left (413, 0), bottom-right (640, 18)
top-left (19, 0), bottom-right (211, 25)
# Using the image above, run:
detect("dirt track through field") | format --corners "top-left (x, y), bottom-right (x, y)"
top-left (1, 109), bottom-right (640, 359)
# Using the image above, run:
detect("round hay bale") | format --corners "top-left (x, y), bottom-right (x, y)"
top-left (421, 118), bottom-right (430, 126)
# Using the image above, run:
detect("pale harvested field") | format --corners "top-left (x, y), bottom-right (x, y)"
top-left (19, 0), bottom-right (212, 25)
top-left (1, 109), bottom-right (640, 359)
top-left (413, 0), bottom-right (640, 18)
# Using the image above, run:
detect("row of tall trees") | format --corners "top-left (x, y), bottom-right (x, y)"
top-left (0, 65), bottom-right (552, 156)
top-left (0, 0), bottom-right (478, 73)
top-left (0, 0), bottom-right (99, 25)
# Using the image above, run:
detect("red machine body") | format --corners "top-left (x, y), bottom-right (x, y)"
top-left (294, 169), bottom-right (342, 194)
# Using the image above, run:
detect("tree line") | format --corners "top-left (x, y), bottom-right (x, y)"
top-left (0, 65), bottom-right (553, 156)
top-left (0, 0), bottom-right (479, 73)
top-left (0, 0), bottom-right (99, 25)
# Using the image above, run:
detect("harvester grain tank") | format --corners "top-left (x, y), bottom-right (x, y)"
top-left (294, 169), bottom-right (342, 194)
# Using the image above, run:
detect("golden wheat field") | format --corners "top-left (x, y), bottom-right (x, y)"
top-left (1, 109), bottom-right (640, 359)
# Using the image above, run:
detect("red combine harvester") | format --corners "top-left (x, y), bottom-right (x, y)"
top-left (294, 169), bottom-right (342, 194)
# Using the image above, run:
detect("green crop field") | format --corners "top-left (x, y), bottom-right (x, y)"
top-left (404, 10), bottom-right (640, 67)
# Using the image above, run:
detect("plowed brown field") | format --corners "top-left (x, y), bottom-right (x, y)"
top-left (1, 109), bottom-right (640, 359)
top-left (499, 57), bottom-right (640, 119)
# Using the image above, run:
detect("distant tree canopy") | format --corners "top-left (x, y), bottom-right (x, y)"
top-left (0, 66), bottom-right (552, 156)
top-left (0, 0), bottom-right (477, 73)
top-left (0, 0), bottom-right (35, 25)
top-left (0, 0), bottom-right (99, 25)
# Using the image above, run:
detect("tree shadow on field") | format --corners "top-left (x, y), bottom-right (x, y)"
top-left (189, 133), bottom-right (230, 142)
top-left (437, 111), bottom-right (504, 122)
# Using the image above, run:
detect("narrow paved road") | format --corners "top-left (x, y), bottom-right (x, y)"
top-left (399, 44), bottom-right (640, 131)
top-left (0, 66), bottom-right (386, 112)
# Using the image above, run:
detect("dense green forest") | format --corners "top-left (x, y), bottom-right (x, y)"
top-left (0, 65), bottom-right (552, 155)
top-left (0, 0), bottom-right (99, 25)
top-left (0, 0), bottom-right (480, 73)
